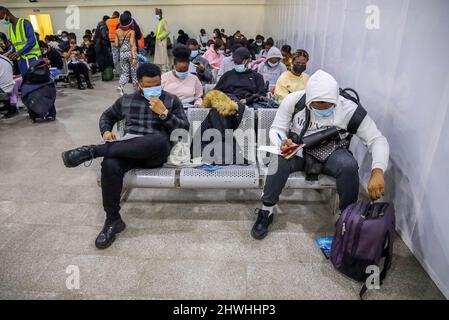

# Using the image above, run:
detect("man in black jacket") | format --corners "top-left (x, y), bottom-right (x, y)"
top-left (61, 63), bottom-right (189, 249)
top-left (215, 47), bottom-right (267, 108)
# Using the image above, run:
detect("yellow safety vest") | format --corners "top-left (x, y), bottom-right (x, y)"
top-left (156, 18), bottom-right (168, 41)
top-left (9, 18), bottom-right (42, 60)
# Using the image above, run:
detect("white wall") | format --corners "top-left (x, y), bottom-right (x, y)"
top-left (0, 0), bottom-right (266, 42)
top-left (265, 0), bottom-right (449, 298)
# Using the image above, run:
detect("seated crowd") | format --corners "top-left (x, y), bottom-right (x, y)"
top-left (0, 5), bottom-right (388, 252)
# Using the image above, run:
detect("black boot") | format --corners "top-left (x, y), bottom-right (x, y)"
top-left (86, 79), bottom-right (94, 89)
top-left (251, 209), bottom-right (274, 240)
top-left (2, 105), bottom-right (19, 119)
top-left (61, 145), bottom-right (96, 168)
top-left (95, 218), bottom-right (126, 249)
top-left (77, 82), bottom-right (86, 90)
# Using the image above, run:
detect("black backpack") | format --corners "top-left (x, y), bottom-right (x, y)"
top-left (24, 59), bottom-right (51, 84)
top-left (289, 88), bottom-right (367, 181)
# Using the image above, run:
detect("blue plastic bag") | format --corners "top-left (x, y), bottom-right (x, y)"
top-left (316, 236), bottom-right (333, 259)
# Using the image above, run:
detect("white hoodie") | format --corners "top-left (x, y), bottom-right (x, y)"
top-left (270, 70), bottom-right (389, 172)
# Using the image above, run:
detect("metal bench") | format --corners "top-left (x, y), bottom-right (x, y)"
top-left (97, 107), bottom-right (339, 214)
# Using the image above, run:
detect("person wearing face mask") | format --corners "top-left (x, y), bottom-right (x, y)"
top-left (0, 6), bottom-right (42, 76)
top-left (215, 47), bottom-right (267, 107)
top-left (63, 37), bottom-right (93, 90)
top-left (257, 46), bottom-right (287, 88)
top-left (161, 44), bottom-right (203, 107)
top-left (61, 63), bottom-right (189, 249)
top-left (217, 43), bottom-right (243, 82)
top-left (275, 49), bottom-right (310, 102)
top-left (154, 8), bottom-right (170, 72)
top-left (250, 69), bottom-right (389, 240)
top-left (203, 39), bottom-right (225, 70)
top-left (249, 35), bottom-right (265, 59)
top-left (39, 41), bottom-right (64, 80)
top-left (186, 38), bottom-right (213, 84)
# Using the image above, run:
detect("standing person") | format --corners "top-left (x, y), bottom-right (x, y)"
top-left (114, 13), bottom-right (138, 96)
top-left (93, 15), bottom-right (113, 73)
top-left (154, 8), bottom-right (170, 72)
top-left (61, 63), bottom-right (189, 249)
top-left (106, 11), bottom-right (121, 76)
top-left (0, 6), bottom-right (42, 76)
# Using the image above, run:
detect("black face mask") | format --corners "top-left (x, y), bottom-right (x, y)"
top-left (293, 64), bottom-right (306, 74)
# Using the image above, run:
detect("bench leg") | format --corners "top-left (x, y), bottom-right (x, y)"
top-left (329, 188), bottom-right (339, 216)
top-left (120, 188), bottom-right (132, 204)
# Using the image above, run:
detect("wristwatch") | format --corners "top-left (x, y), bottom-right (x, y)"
top-left (159, 109), bottom-right (169, 120)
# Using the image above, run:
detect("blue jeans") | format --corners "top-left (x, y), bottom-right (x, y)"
top-left (261, 148), bottom-right (360, 211)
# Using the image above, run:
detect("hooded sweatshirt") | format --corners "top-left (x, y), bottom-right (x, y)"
top-left (257, 47), bottom-right (287, 86)
top-left (270, 70), bottom-right (389, 172)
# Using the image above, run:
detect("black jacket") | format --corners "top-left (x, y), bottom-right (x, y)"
top-left (215, 69), bottom-right (267, 105)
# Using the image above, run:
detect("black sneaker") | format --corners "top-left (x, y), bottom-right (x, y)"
top-left (2, 107), bottom-right (19, 119)
top-left (61, 145), bottom-right (96, 168)
top-left (0, 104), bottom-right (10, 113)
top-left (251, 209), bottom-right (273, 240)
top-left (95, 218), bottom-right (126, 249)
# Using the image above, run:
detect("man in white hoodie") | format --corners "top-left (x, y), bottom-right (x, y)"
top-left (252, 70), bottom-right (389, 240)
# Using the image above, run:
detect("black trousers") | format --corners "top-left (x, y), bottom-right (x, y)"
top-left (94, 133), bottom-right (171, 221)
top-left (68, 62), bottom-right (90, 85)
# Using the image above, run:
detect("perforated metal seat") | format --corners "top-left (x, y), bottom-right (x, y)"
top-left (180, 165), bottom-right (259, 189)
top-left (123, 168), bottom-right (177, 188)
top-left (256, 109), bottom-right (337, 189)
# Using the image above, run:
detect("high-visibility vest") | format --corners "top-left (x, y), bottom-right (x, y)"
top-left (106, 18), bottom-right (119, 41)
top-left (138, 36), bottom-right (144, 48)
top-left (156, 18), bottom-right (168, 41)
top-left (9, 18), bottom-right (41, 61)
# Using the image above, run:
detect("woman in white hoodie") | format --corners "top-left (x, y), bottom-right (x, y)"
top-left (251, 70), bottom-right (390, 240)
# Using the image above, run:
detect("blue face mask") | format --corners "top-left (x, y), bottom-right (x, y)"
top-left (0, 18), bottom-right (10, 25)
top-left (190, 50), bottom-right (199, 59)
top-left (268, 61), bottom-right (279, 68)
top-left (234, 64), bottom-right (247, 73)
top-left (155, 15), bottom-right (161, 21)
top-left (312, 105), bottom-right (335, 118)
top-left (175, 71), bottom-right (189, 80)
top-left (141, 85), bottom-right (162, 100)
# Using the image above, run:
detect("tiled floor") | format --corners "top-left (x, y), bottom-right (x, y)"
top-left (0, 78), bottom-right (444, 300)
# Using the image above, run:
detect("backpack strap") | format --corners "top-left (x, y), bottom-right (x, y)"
top-left (339, 88), bottom-right (368, 135)
top-left (289, 94), bottom-right (309, 143)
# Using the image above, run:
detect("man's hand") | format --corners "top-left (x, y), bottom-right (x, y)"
top-left (368, 168), bottom-right (385, 201)
top-left (280, 139), bottom-right (294, 155)
top-left (196, 63), bottom-right (205, 73)
top-left (102, 131), bottom-right (116, 141)
top-left (149, 98), bottom-right (168, 115)
top-left (9, 52), bottom-right (20, 60)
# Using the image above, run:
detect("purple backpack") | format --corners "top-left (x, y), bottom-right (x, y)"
top-left (330, 201), bottom-right (396, 299)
